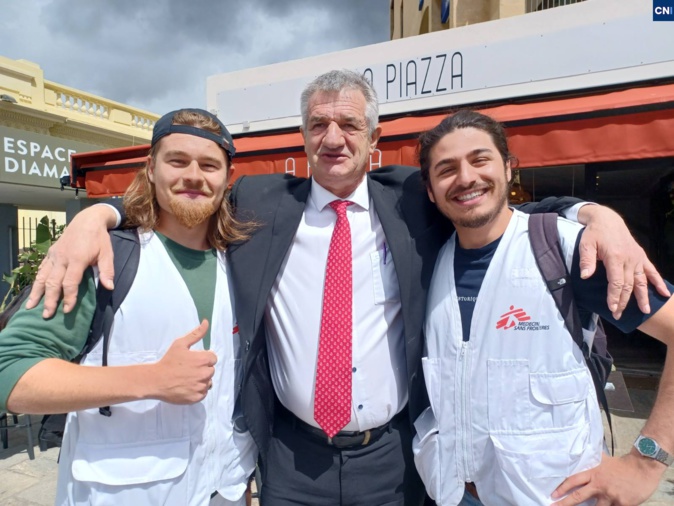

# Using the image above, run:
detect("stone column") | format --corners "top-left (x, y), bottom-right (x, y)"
top-left (453, 0), bottom-right (493, 26)
top-left (65, 197), bottom-right (102, 223)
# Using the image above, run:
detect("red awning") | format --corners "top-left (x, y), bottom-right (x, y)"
top-left (233, 83), bottom-right (674, 173)
top-left (71, 145), bottom-right (149, 198)
top-left (74, 83), bottom-right (674, 198)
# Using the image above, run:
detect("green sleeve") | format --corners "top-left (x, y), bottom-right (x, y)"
top-left (0, 269), bottom-right (97, 411)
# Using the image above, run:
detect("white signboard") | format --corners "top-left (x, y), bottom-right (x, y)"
top-left (209, 0), bottom-right (674, 134)
top-left (0, 125), bottom-right (102, 188)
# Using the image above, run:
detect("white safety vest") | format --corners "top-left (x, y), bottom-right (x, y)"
top-left (414, 210), bottom-right (603, 506)
top-left (55, 231), bottom-right (257, 506)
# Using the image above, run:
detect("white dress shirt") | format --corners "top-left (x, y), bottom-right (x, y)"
top-left (265, 177), bottom-right (407, 431)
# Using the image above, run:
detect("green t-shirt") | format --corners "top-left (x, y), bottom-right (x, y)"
top-left (155, 232), bottom-right (217, 350)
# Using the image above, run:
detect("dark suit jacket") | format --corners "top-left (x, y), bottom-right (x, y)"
top-left (226, 165), bottom-right (580, 467)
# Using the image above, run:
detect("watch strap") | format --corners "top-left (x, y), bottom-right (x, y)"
top-left (655, 448), bottom-right (674, 466)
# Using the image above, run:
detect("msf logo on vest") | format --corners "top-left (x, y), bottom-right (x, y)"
top-left (654, 0), bottom-right (674, 20)
top-left (496, 306), bottom-right (550, 331)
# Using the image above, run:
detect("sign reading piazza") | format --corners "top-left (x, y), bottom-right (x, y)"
top-left (0, 125), bottom-right (102, 188)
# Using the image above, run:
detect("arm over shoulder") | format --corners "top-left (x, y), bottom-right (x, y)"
top-left (569, 229), bottom-right (674, 332)
top-left (517, 196), bottom-right (584, 216)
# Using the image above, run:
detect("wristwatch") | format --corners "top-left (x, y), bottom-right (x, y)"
top-left (634, 435), bottom-right (674, 466)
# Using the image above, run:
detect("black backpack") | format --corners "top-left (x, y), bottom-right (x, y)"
top-left (0, 229), bottom-right (141, 448)
top-left (528, 213), bottom-right (614, 452)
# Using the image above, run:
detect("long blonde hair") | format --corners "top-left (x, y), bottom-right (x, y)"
top-left (123, 110), bottom-right (254, 250)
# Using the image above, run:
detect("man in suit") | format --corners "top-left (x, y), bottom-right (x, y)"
top-left (227, 71), bottom-right (466, 505)
top-left (28, 70), bottom-right (666, 506)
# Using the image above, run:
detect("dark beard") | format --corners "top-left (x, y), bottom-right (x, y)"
top-left (451, 185), bottom-right (508, 229)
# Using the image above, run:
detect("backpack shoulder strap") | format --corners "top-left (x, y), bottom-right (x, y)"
top-left (528, 213), bottom-right (585, 352)
top-left (83, 228), bottom-right (140, 416)
top-left (84, 228), bottom-right (140, 356)
top-left (105, 228), bottom-right (141, 320)
top-left (528, 213), bottom-right (614, 452)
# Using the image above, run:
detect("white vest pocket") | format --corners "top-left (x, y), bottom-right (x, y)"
top-left (489, 424), bottom-right (595, 505)
top-left (530, 369), bottom-right (590, 405)
top-left (412, 406), bottom-right (441, 502)
top-left (421, 357), bottom-right (443, 415)
top-left (72, 437), bottom-right (190, 485)
top-left (487, 359), bottom-right (530, 433)
top-left (529, 368), bottom-right (591, 430)
top-left (488, 361), bottom-right (591, 433)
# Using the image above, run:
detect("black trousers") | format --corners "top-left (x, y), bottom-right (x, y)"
top-left (260, 412), bottom-right (426, 506)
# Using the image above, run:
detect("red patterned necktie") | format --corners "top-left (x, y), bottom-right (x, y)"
top-left (314, 200), bottom-right (353, 438)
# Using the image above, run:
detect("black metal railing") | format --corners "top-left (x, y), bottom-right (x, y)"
top-left (528, 0), bottom-right (585, 12)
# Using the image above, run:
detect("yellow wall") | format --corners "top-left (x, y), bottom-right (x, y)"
top-left (391, 0), bottom-right (560, 38)
top-left (16, 209), bottom-right (66, 250)
top-left (0, 56), bottom-right (158, 147)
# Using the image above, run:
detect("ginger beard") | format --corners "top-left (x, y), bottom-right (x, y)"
top-left (167, 184), bottom-right (218, 229)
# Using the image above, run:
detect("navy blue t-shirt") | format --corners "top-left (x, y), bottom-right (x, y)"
top-left (454, 238), bottom-right (500, 341)
top-left (454, 229), bottom-right (673, 341)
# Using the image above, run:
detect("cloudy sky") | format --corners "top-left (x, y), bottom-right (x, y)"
top-left (0, 0), bottom-right (390, 114)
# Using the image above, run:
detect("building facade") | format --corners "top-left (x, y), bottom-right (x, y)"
top-left (390, 0), bottom-right (583, 38)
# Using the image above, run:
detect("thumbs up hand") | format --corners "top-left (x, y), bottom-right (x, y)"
top-left (151, 320), bottom-right (218, 404)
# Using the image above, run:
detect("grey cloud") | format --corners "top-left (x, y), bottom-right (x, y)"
top-left (1, 0), bottom-right (389, 113)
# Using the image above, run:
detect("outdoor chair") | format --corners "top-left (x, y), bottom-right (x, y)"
top-left (0, 412), bottom-right (35, 460)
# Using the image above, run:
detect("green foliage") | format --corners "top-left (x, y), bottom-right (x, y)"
top-left (1, 216), bottom-right (65, 311)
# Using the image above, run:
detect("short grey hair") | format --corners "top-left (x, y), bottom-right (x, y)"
top-left (300, 69), bottom-right (379, 136)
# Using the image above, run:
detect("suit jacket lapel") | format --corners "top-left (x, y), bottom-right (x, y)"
top-left (252, 178), bottom-right (311, 332)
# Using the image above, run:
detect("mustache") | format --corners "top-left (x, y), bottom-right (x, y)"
top-left (171, 183), bottom-right (213, 197)
top-left (445, 182), bottom-right (494, 200)
top-left (318, 148), bottom-right (347, 155)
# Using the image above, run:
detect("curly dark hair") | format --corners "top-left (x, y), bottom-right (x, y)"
top-left (417, 109), bottom-right (517, 186)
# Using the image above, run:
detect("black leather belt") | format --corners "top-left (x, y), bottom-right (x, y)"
top-left (278, 405), bottom-right (405, 450)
